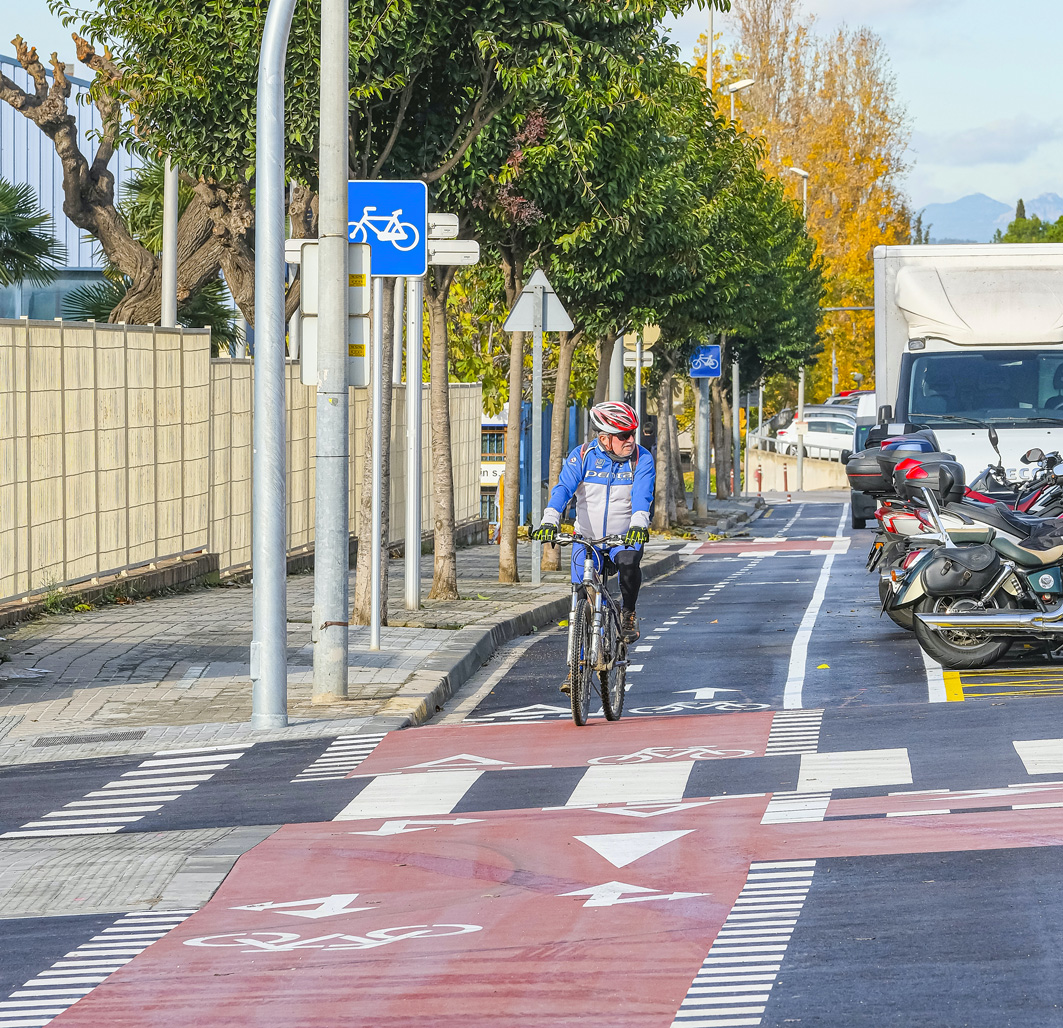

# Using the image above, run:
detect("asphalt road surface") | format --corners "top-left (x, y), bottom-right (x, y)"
top-left (6, 501), bottom-right (1063, 1027)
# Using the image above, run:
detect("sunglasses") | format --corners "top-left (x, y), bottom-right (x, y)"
top-left (613, 431), bottom-right (635, 442)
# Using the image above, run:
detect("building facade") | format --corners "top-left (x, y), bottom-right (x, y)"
top-left (0, 53), bottom-right (138, 318)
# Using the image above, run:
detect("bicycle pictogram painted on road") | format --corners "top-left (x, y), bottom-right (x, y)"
top-left (184, 924), bottom-right (482, 953)
top-left (587, 745), bottom-right (754, 764)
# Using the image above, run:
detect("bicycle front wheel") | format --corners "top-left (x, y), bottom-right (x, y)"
top-left (601, 614), bottom-right (626, 721)
top-left (570, 598), bottom-right (593, 726)
top-left (392, 222), bottom-right (421, 251)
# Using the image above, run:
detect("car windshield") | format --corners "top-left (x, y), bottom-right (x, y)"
top-left (902, 349), bottom-right (1063, 426)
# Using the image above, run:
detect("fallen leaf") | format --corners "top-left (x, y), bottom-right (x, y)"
top-left (817, 663), bottom-right (830, 669)
top-left (710, 619), bottom-right (718, 624)
top-left (558, 619), bottom-right (569, 627)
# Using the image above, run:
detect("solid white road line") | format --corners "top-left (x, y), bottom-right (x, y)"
top-left (333, 770), bottom-right (484, 819)
top-left (782, 506), bottom-right (847, 709)
top-left (566, 762), bottom-right (694, 807)
top-left (921, 646), bottom-right (947, 703)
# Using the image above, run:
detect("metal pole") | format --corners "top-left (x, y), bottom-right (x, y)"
top-left (250, 0), bottom-right (297, 729)
top-left (634, 332), bottom-right (642, 445)
top-left (370, 276), bottom-right (384, 650)
top-left (531, 284), bottom-right (544, 586)
top-left (831, 343), bottom-right (838, 396)
top-left (312, 0), bottom-right (350, 700)
top-left (696, 377), bottom-right (711, 516)
top-left (161, 157), bottom-right (178, 327)
top-left (758, 378), bottom-right (764, 433)
top-left (732, 358), bottom-right (740, 497)
top-left (802, 178), bottom-right (808, 219)
top-left (392, 276), bottom-right (404, 385)
top-left (731, 90), bottom-right (735, 122)
top-left (405, 276), bottom-right (423, 611)
top-left (796, 367), bottom-right (806, 493)
top-left (609, 335), bottom-right (624, 401)
top-left (706, 8), bottom-right (713, 91)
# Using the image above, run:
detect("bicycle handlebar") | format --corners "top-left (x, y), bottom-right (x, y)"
top-left (551, 533), bottom-right (625, 548)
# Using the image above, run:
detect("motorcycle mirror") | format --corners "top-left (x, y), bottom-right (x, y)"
top-left (877, 404), bottom-right (893, 425)
top-left (1021, 447), bottom-right (1044, 464)
top-left (988, 426), bottom-right (999, 448)
top-left (840, 449), bottom-right (852, 464)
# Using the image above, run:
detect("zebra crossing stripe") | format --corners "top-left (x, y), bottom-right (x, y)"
top-left (293, 733), bottom-right (387, 782)
top-left (760, 792), bottom-right (831, 825)
top-left (0, 910), bottom-right (194, 1023)
top-left (670, 861), bottom-right (815, 1027)
top-left (764, 710), bottom-right (823, 756)
top-left (0, 744), bottom-right (252, 838)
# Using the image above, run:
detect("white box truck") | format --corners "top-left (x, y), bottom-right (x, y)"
top-left (874, 243), bottom-right (1063, 480)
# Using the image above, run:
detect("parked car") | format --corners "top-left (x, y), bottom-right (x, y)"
top-left (776, 413), bottom-right (856, 458)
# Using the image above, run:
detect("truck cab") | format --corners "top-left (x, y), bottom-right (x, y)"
top-left (875, 244), bottom-right (1063, 481)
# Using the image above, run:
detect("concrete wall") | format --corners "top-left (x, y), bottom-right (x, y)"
top-left (746, 447), bottom-right (848, 492)
top-left (0, 318), bottom-right (481, 602)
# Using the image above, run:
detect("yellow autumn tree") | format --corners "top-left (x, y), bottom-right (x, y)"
top-left (697, 0), bottom-right (911, 401)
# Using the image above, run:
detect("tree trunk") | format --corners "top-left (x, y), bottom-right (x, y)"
top-left (499, 327), bottom-right (524, 583)
top-left (669, 407), bottom-right (687, 516)
top-left (652, 370), bottom-right (674, 531)
top-left (594, 332), bottom-right (617, 406)
top-left (498, 253), bottom-right (525, 584)
top-left (353, 278), bottom-right (396, 624)
top-left (711, 378), bottom-right (732, 499)
top-left (541, 329), bottom-right (581, 572)
top-left (425, 267), bottom-right (459, 599)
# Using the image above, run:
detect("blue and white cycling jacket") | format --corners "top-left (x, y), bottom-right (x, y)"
top-left (541, 440), bottom-right (656, 538)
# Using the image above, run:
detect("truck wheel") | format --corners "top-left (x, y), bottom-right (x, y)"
top-left (851, 510), bottom-right (866, 530)
top-left (912, 594), bottom-right (1013, 669)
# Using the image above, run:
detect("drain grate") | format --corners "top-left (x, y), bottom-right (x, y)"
top-left (33, 729), bottom-right (147, 747)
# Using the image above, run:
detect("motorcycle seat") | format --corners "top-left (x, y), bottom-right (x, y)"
top-left (946, 501), bottom-right (1049, 538)
top-left (993, 537), bottom-right (1063, 569)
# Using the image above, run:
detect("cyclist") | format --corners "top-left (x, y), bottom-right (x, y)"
top-left (531, 401), bottom-right (656, 692)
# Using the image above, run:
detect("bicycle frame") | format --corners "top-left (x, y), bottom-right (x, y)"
top-left (566, 537), bottom-right (624, 672)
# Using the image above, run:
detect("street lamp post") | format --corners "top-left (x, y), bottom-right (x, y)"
top-left (785, 166), bottom-right (810, 493)
top-left (725, 78), bottom-right (755, 122)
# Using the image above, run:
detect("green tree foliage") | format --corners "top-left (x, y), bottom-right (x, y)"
top-left (993, 203), bottom-right (1063, 243)
top-left (0, 178), bottom-right (65, 286)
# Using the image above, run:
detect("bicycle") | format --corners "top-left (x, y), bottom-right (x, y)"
top-left (348, 206), bottom-right (421, 251)
top-left (555, 534), bottom-right (629, 726)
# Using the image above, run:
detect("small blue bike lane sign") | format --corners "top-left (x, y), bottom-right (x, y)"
top-left (689, 344), bottom-right (722, 378)
top-left (347, 180), bottom-right (428, 276)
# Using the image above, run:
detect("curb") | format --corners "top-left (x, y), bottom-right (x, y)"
top-left (380, 549), bottom-right (686, 727)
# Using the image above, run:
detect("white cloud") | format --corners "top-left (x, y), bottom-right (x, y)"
top-left (911, 119), bottom-right (1063, 168)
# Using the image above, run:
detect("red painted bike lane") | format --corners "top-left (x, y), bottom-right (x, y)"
top-left (50, 796), bottom-right (767, 1027)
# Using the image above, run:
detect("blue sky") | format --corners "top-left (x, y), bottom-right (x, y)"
top-left (9, 0), bottom-right (1061, 212)
top-left (663, 0), bottom-right (1063, 212)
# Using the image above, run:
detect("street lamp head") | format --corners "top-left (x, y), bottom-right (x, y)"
top-left (786, 166), bottom-right (810, 179)
top-left (726, 78), bottom-right (755, 93)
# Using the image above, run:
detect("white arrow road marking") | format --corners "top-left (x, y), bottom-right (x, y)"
top-left (562, 881), bottom-right (708, 907)
top-left (350, 818), bottom-right (484, 836)
top-left (574, 830), bottom-right (694, 867)
top-left (676, 688), bottom-right (738, 700)
top-left (231, 895), bottom-right (374, 920)
top-left (590, 801), bottom-right (718, 818)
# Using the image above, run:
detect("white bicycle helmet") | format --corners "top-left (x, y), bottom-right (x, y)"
top-left (590, 401), bottom-right (639, 435)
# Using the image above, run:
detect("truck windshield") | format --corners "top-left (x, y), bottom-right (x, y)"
top-left (900, 349), bottom-right (1063, 426)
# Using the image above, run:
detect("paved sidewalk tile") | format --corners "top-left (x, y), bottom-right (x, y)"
top-left (0, 540), bottom-right (683, 762)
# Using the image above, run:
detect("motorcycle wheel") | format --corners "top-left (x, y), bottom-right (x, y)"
top-left (912, 594), bottom-right (1014, 670)
top-left (878, 577), bottom-right (915, 631)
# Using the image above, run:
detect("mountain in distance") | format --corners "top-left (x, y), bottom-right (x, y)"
top-left (917, 192), bottom-right (1063, 243)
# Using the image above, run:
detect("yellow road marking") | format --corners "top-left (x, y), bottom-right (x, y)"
top-left (943, 671), bottom-right (965, 702)
top-left (947, 666), bottom-right (1063, 701)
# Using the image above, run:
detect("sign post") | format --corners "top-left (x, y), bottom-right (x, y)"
top-left (503, 271), bottom-right (573, 585)
top-left (346, 180), bottom-right (427, 649)
top-left (689, 343), bottom-right (722, 516)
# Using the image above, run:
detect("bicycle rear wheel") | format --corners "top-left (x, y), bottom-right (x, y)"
top-left (570, 599), bottom-right (593, 726)
top-left (600, 613), bottom-right (626, 721)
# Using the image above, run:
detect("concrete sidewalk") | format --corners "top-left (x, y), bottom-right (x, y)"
top-left (0, 538), bottom-right (690, 764)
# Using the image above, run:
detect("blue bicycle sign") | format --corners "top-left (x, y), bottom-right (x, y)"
top-left (689, 344), bottom-right (722, 378)
top-left (347, 180), bottom-right (427, 276)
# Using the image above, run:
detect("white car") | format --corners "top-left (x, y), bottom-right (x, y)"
top-left (776, 414), bottom-right (856, 459)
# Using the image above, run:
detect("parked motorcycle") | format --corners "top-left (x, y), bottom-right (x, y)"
top-left (883, 457), bottom-right (1063, 668)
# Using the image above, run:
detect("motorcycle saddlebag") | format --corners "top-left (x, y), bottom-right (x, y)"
top-left (920, 543), bottom-right (1001, 597)
top-left (845, 449), bottom-right (894, 496)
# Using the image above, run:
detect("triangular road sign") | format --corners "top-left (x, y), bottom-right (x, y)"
top-left (503, 270), bottom-right (574, 333)
top-left (574, 830), bottom-right (694, 868)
